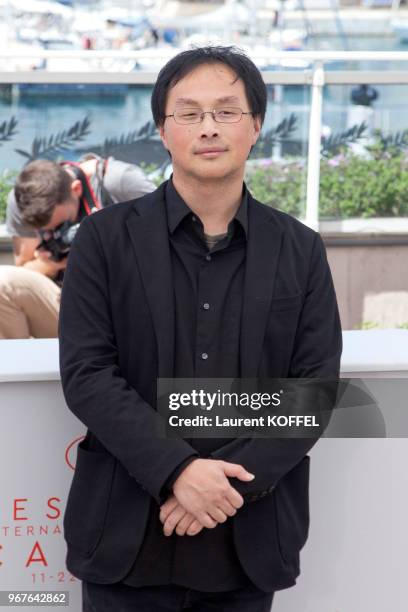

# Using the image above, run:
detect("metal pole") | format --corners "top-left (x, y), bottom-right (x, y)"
top-left (305, 61), bottom-right (324, 231)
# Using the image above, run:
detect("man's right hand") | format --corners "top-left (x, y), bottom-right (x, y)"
top-left (172, 458), bottom-right (255, 529)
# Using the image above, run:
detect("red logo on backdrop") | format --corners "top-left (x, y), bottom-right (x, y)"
top-left (65, 436), bottom-right (85, 470)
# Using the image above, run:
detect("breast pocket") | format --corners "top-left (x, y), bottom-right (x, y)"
top-left (263, 293), bottom-right (303, 371)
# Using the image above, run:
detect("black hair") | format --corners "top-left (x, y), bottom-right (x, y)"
top-left (151, 45), bottom-right (267, 127)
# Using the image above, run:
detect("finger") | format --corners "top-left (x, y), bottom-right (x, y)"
top-left (159, 497), bottom-right (179, 523)
top-left (195, 511), bottom-right (217, 530)
top-left (208, 507), bottom-right (228, 524)
top-left (219, 499), bottom-right (238, 517)
top-left (175, 513), bottom-right (197, 536)
top-left (219, 461), bottom-right (255, 482)
top-left (226, 487), bottom-right (244, 510)
top-left (163, 505), bottom-right (187, 536)
top-left (160, 495), bottom-right (179, 518)
top-left (186, 519), bottom-right (204, 536)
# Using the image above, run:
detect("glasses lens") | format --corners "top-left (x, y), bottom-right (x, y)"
top-left (174, 109), bottom-right (202, 124)
top-left (214, 108), bottom-right (242, 123)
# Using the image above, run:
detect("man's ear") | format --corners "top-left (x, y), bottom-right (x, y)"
top-left (159, 124), bottom-right (169, 151)
top-left (252, 115), bottom-right (262, 146)
top-left (71, 179), bottom-right (83, 198)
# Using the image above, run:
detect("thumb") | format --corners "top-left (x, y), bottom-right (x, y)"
top-left (220, 461), bottom-right (255, 481)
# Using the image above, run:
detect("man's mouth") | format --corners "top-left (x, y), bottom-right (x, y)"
top-left (195, 148), bottom-right (227, 158)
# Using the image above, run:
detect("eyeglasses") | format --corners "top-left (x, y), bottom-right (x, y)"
top-left (165, 107), bottom-right (253, 125)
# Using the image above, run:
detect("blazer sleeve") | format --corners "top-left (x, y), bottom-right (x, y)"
top-left (209, 232), bottom-right (342, 498)
top-left (59, 215), bottom-right (199, 504)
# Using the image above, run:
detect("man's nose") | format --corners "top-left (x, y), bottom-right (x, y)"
top-left (199, 112), bottom-right (220, 137)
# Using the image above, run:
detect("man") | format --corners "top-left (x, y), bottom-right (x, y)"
top-left (59, 46), bottom-right (342, 612)
top-left (0, 155), bottom-right (155, 338)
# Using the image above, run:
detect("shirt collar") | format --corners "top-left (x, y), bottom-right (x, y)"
top-left (165, 177), bottom-right (248, 238)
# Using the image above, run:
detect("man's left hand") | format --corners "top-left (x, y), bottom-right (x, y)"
top-left (160, 495), bottom-right (204, 537)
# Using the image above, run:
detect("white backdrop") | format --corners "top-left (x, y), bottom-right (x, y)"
top-left (0, 334), bottom-right (407, 611)
top-left (0, 380), bottom-right (84, 610)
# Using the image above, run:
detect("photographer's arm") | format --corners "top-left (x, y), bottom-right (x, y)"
top-left (13, 236), bottom-right (38, 266)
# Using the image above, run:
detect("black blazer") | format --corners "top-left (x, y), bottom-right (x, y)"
top-left (59, 181), bottom-right (342, 592)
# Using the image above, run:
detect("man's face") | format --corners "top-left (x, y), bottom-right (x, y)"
top-left (39, 181), bottom-right (81, 237)
top-left (40, 200), bottom-right (76, 233)
top-left (159, 62), bottom-right (261, 182)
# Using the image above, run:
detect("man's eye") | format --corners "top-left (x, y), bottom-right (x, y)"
top-left (180, 111), bottom-right (199, 118)
top-left (218, 110), bottom-right (236, 117)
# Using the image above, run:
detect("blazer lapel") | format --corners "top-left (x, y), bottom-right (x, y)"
top-left (125, 185), bottom-right (175, 378)
top-left (240, 196), bottom-right (283, 377)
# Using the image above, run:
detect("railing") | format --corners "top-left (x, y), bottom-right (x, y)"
top-left (1, 50), bottom-right (408, 231)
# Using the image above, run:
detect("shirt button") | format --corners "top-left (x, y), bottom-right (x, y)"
top-left (205, 254), bottom-right (211, 261)
top-left (203, 302), bottom-right (210, 310)
top-left (201, 352), bottom-right (208, 360)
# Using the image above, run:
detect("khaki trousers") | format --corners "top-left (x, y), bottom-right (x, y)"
top-left (0, 266), bottom-right (60, 339)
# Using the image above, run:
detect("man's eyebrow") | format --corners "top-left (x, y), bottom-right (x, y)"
top-left (174, 95), bottom-right (241, 107)
top-left (215, 96), bottom-right (241, 105)
top-left (174, 98), bottom-right (199, 107)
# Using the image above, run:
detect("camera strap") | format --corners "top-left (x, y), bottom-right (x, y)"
top-left (61, 161), bottom-right (102, 216)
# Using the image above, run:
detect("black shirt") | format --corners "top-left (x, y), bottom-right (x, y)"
top-left (123, 179), bottom-right (252, 591)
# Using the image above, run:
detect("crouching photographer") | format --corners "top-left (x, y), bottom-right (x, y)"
top-left (0, 156), bottom-right (155, 339)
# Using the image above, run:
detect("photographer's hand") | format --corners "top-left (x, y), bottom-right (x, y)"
top-left (23, 250), bottom-right (68, 279)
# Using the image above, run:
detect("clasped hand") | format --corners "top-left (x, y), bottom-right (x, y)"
top-left (159, 458), bottom-right (255, 537)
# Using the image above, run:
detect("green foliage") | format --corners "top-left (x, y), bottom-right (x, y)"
top-left (369, 128), bottom-right (408, 158)
top-left (319, 152), bottom-right (408, 218)
top-left (354, 321), bottom-right (380, 330)
top-left (245, 146), bottom-right (408, 219)
top-left (138, 162), bottom-right (165, 187)
top-left (0, 170), bottom-right (17, 223)
top-left (245, 161), bottom-right (305, 216)
top-left (355, 321), bottom-right (408, 330)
